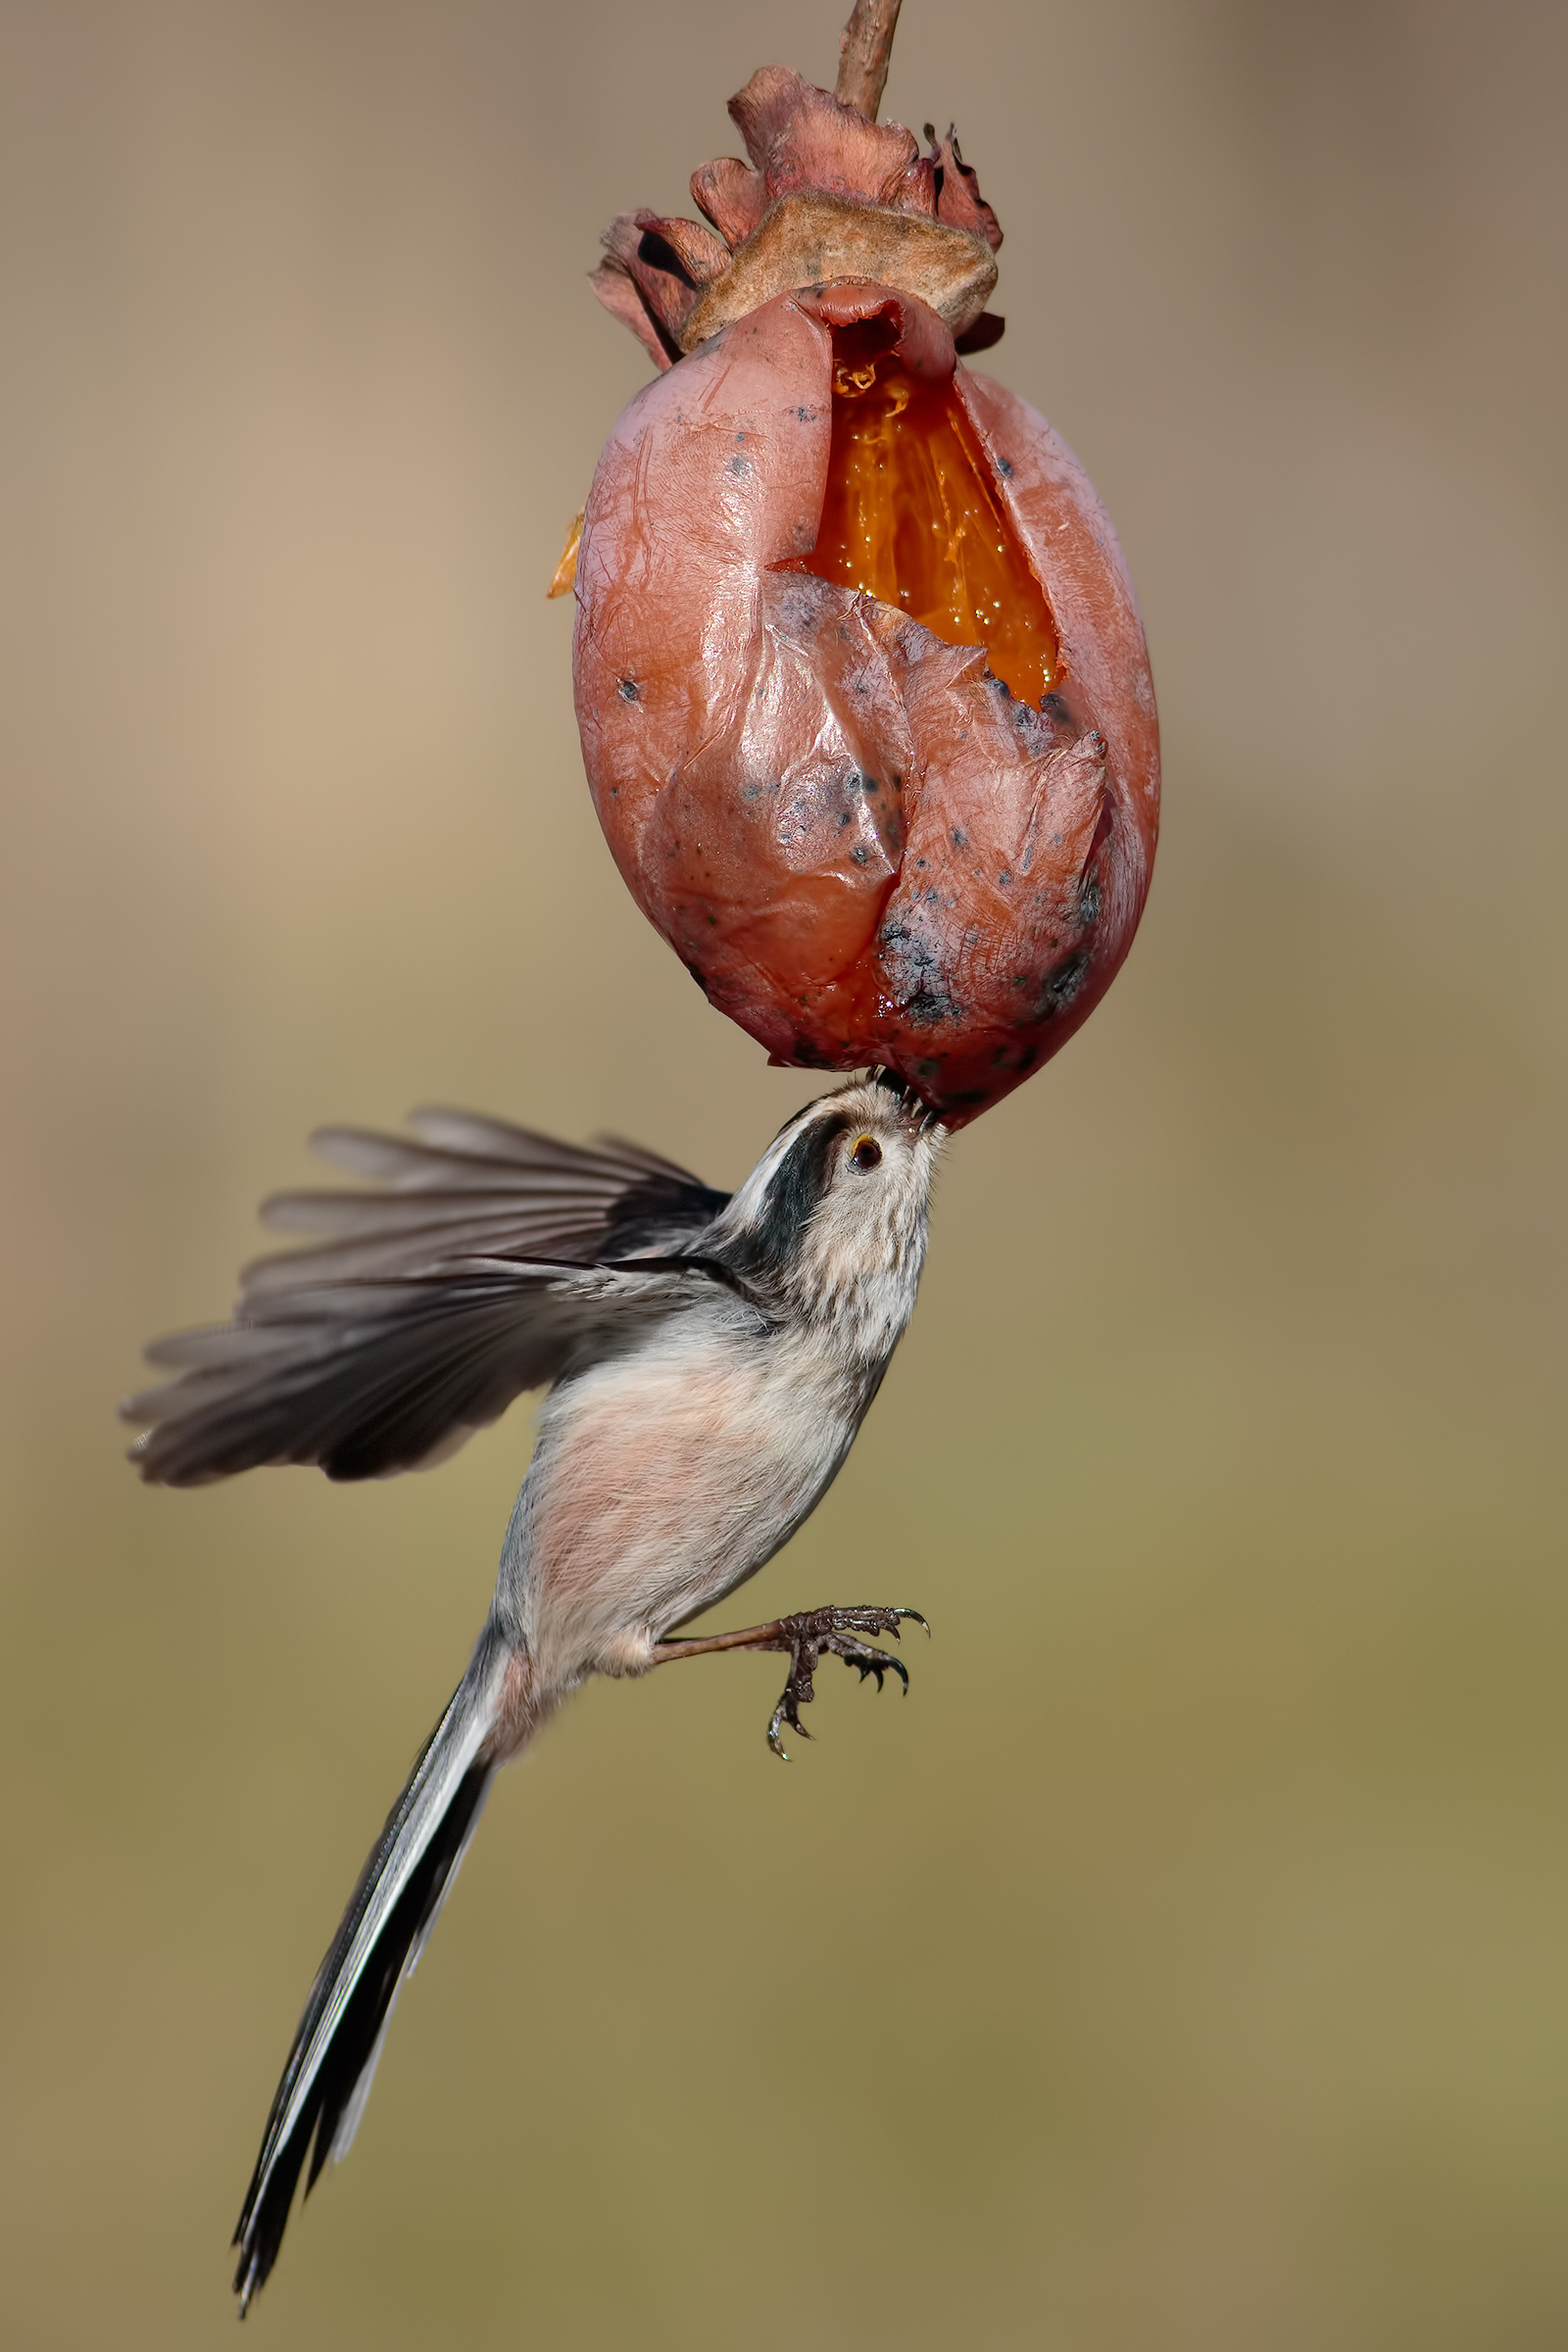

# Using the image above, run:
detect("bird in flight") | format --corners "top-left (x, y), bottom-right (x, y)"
top-left (124, 1072), bottom-right (942, 2309)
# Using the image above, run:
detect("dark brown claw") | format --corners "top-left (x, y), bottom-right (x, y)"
top-left (764, 1605), bottom-right (930, 1760)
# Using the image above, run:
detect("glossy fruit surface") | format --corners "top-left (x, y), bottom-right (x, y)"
top-left (572, 69), bottom-right (1158, 1123)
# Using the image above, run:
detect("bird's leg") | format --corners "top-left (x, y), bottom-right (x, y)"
top-left (651, 1605), bottom-right (929, 1759)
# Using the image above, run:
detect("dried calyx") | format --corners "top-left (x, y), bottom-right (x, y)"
top-left (592, 65), bottom-right (1005, 373)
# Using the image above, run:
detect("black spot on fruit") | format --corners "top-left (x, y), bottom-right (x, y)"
top-left (880, 918), bottom-right (960, 1026)
top-left (790, 1034), bottom-right (836, 1071)
top-left (1039, 950), bottom-right (1092, 1017)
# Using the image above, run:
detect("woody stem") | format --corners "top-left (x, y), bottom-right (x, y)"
top-left (835, 0), bottom-right (904, 121)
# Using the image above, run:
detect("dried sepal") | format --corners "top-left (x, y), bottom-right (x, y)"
top-left (679, 194), bottom-right (996, 351)
top-left (592, 66), bottom-right (1003, 368)
top-left (923, 124), bottom-right (1003, 251)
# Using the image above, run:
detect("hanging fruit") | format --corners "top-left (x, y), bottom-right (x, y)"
top-left (562, 3), bottom-right (1158, 1126)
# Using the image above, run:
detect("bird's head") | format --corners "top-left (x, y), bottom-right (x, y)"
top-left (711, 1074), bottom-right (944, 1350)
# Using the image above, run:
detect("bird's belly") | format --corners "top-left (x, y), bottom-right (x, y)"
top-left (515, 1335), bottom-right (856, 1681)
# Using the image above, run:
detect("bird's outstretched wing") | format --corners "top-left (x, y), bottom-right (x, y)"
top-left (250, 1105), bottom-right (728, 1283)
top-left (123, 1108), bottom-right (731, 1485)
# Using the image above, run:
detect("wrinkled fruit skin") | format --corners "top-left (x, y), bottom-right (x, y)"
top-left (574, 281), bottom-right (1157, 1125)
top-left (573, 66), bottom-right (1158, 1125)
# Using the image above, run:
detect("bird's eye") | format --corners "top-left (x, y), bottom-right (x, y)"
top-left (850, 1135), bottom-right (882, 1172)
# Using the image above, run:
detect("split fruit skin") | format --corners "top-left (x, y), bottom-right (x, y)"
top-left (572, 281), bottom-right (1159, 1127)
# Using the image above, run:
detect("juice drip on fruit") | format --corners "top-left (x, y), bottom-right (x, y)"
top-left (805, 342), bottom-right (1060, 708)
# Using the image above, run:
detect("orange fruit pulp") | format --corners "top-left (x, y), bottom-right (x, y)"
top-left (803, 327), bottom-right (1060, 710)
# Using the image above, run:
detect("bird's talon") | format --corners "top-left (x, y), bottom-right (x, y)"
top-left (767, 1695), bottom-right (814, 1759)
top-left (761, 1605), bottom-right (924, 1750)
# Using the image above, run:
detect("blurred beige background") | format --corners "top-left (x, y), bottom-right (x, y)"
top-left (2, 1), bottom-right (1564, 2344)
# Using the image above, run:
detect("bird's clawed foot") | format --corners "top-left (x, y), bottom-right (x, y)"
top-left (651, 1604), bottom-right (929, 1758)
top-left (764, 1606), bottom-right (929, 1760)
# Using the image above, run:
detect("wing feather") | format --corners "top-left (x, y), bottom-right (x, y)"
top-left (124, 1262), bottom-right (717, 1484)
top-left (123, 1107), bottom-right (732, 1485)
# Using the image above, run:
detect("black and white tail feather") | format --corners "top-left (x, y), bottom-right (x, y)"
top-left (233, 1637), bottom-right (505, 2312)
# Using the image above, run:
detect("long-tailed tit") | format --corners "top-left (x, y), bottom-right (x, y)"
top-left (124, 1072), bottom-right (944, 2308)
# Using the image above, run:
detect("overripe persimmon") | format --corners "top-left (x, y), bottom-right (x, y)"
top-left (567, 62), bottom-right (1158, 1123)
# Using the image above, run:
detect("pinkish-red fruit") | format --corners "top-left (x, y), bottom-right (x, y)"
top-left (572, 66), bottom-right (1158, 1125)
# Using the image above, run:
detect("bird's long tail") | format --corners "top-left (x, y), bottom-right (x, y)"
top-left (232, 1630), bottom-right (512, 2311)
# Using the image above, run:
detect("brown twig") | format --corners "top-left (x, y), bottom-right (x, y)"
top-left (835, 0), bottom-right (905, 121)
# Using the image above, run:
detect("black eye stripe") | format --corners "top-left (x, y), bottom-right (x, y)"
top-left (741, 1111), bottom-right (853, 1267)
